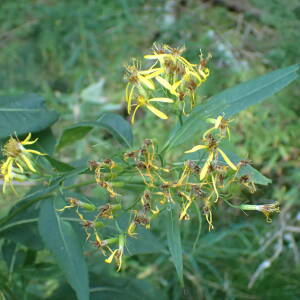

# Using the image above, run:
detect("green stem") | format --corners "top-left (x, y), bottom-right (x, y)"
top-left (223, 198), bottom-right (241, 209)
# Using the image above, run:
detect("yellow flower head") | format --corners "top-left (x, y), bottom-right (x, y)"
top-left (240, 202), bottom-right (280, 223)
top-left (104, 234), bottom-right (125, 271)
top-left (184, 134), bottom-right (237, 180)
top-left (1, 133), bottom-right (46, 193)
top-left (130, 95), bottom-right (174, 123)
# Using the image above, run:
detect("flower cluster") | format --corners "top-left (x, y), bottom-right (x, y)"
top-left (0, 133), bottom-right (45, 193)
top-left (59, 115), bottom-right (279, 270)
top-left (125, 44), bottom-right (211, 123)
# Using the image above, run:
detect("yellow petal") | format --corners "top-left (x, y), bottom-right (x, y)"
top-left (16, 162), bottom-right (24, 173)
top-left (125, 82), bottom-right (130, 103)
top-left (200, 152), bottom-right (214, 180)
top-left (199, 68), bottom-right (210, 80)
top-left (203, 127), bottom-right (215, 140)
top-left (178, 56), bottom-right (196, 68)
top-left (21, 154), bottom-right (36, 172)
top-left (146, 104), bottom-right (168, 119)
top-left (217, 148), bottom-right (237, 170)
top-left (188, 70), bottom-right (202, 83)
top-left (171, 80), bottom-right (182, 92)
top-left (211, 174), bottom-right (219, 202)
top-left (148, 97), bottom-right (174, 103)
top-left (104, 249), bottom-right (118, 264)
top-left (184, 145), bottom-right (208, 153)
top-left (131, 105), bottom-right (140, 124)
top-left (25, 149), bottom-right (47, 156)
top-left (144, 54), bottom-right (168, 59)
top-left (215, 116), bottom-right (223, 128)
top-left (138, 75), bottom-right (155, 90)
top-left (139, 67), bottom-right (161, 75)
top-left (2, 157), bottom-right (13, 171)
top-left (126, 85), bottom-right (135, 114)
top-left (21, 133), bottom-right (32, 144)
top-left (22, 138), bottom-right (38, 145)
top-left (144, 68), bottom-right (164, 79)
top-left (155, 76), bottom-right (173, 91)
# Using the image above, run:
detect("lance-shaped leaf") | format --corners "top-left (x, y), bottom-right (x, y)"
top-left (38, 197), bottom-right (89, 300)
top-left (56, 113), bottom-right (133, 151)
top-left (0, 94), bottom-right (59, 139)
top-left (165, 204), bottom-right (183, 284)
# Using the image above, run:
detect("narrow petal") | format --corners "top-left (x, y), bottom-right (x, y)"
top-left (2, 157), bottom-right (13, 171)
top-left (16, 162), bottom-right (24, 173)
top-left (21, 154), bottom-right (36, 172)
top-left (148, 97), bottom-right (174, 103)
top-left (217, 148), bottom-right (237, 170)
top-left (144, 68), bottom-right (164, 79)
top-left (155, 76), bottom-right (173, 91)
top-left (188, 70), bottom-right (202, 83)
top-left (22, 137), bottom-right (38, 145)
top-left (200, 152), bottom-right (214, 180)
top-left (144, 54), bottom-right (168, 60)
top-left (139, 67), bottom-right (161, 75)
top-left (146, 104), bottom-right (168, 119)
top-left (171, 80), bottom-right (182, 92)
top-left (138, 75), bottom-right (155, 90)
top-left (215, 116), bottom-right (223, 128)
top-left (24, 149), bottom-right (47, 156)
top-left (211, 174), bottom-right (219, 202)
top-left (127, 85), bottom-right (135, 114)
top-left (202, 127), bottom-right (215, 140)
top-left (104, 249), bottom-right (118, 264)
top-left (131, 105), bottom-right (140, 124)
top-left (184, 145), bottom-right (208, 153)
top-left (125, 82), bottom-right (130, 103)
top-left (178, 56), bottom-right (196, 68)
top-left (21, 133), bottom-right (32, 144)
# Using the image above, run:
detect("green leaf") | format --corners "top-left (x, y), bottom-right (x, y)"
top-left (38, 197), bottom-right (89, 300)
top-left (165, 204), bottom-right (183, 284)
top-left (89, 276), bottom-right (165, 300)
top-left (195, 64), bottom-right (299, 118)
top-left (96, 113), bottom-right (133, 148)
top-left (163, 64), bottom-right (299, 151)
top-left (56, 113), bottom-right (133, 151)
top-left (0, 179), bottom-right (61, 228)
top-left (0, 94), bottom-right (59, 139)
top-left (50, 274), bottom-right (166, 300)
top-left (45, 156), bottom-right (76, 172)
top-left (0, 199), bottom-right (43, 250)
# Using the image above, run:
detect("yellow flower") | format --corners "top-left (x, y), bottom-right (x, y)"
top-left (203, 115), bottom-right (233, 139)
top-left (0, 163), bottom-right (26, 193)
top-left (1, 133), bottom-right (46, 193)
top-left (130, 95), bottom-right (174, 123)
top-left (184, 135), bottom-right (237, 180)
top-left (125, 60), bottom-right (163, 114)
top-left (104, 234), bottom-right (125, 271)
top-left (240, 202), bottom-right (280, 223)
top-left (144, 44), bottom-right (196, 70)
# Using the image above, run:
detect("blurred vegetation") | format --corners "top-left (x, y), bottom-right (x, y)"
top-left (0, 0), bottom-right (299, 299)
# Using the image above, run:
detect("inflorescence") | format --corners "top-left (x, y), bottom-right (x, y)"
top-left (0, 44), bottom-right (280, 271)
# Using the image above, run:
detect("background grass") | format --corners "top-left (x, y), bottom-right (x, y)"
top-left (0, 0), bottom-right (300, 299)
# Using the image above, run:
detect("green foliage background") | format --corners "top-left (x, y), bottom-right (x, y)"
top-left (0, 0), bottom-right (300, 299)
